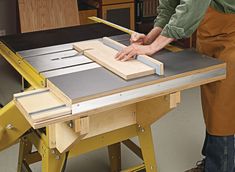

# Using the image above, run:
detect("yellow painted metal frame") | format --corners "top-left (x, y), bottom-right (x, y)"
top-left (0, 40), bottom-right (46, 151)
top-left (0, 42), bottom-right (46, 88)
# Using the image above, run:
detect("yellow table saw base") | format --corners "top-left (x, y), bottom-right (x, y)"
top-left (16, 94), bottom-right (180, 172)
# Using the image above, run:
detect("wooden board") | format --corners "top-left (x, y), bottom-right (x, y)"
top-left (101, 0), bottom-right (134, 5)
top-left (79, 10), bottom-right (97, 25)
top-left (73, 39), bottom-right (156, 80)
top-left (18, 0), bottom-right (80, 33)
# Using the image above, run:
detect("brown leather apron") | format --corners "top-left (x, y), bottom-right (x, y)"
top-left (197, 7), bottom-right (235, 136)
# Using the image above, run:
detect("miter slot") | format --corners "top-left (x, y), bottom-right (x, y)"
top-left (25, 49), bottom-right (93, 73)
top-left (18, 42), bottom-right (75, 58)
top-left (14, 88), bottom-right (49, 99)
top-left (29, 104), bottom-right (67, 116)
top-left (51, 52), bottom-right (80, 61)
top-left (42, 63), bottom-right (101, 78)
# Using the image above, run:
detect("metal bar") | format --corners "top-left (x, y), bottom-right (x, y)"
top-left (121, 164), bottom-right (145, 172)
top-left (89, 17), bottom-right (134, 35)
top-left (72, 68), bottom-right (225, 115)
top-left (43, 63), bottom-right (101, 78)
top-left (0, 101), bottom-right (31, 151)
top-left (29, 104), bottom-right (67, 116)
top-left (122, 139), bottom-right (143, 160)
top-left (137, 126), bottom-right (157, 172)
top-left (14, 89), bottom-right (49, 99)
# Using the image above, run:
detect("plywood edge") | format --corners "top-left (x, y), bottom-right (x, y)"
top-left (13, 98), bottom-right (35, 128)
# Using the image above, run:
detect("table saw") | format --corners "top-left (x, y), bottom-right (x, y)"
top-left (0, 23), bottom-right (226, 172)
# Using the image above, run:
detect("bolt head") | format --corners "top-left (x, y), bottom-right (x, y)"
top-left (55, 155), bottom-right (60, 160)
top-left (6, 124), bottom-right (14, 130)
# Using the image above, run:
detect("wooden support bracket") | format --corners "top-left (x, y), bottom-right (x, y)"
top-left (54, 123), bottom-right (80, 153)
top-left (73, 116), bottom-right (90, 135)
top-left (170, 92), bottom-right (181, 108)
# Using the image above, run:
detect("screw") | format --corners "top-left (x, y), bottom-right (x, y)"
top-left (150, 165), bottom-right (153, 170)
top-left (137, 124), bottom-right (145, 132)
top-left (6, 124), bottom-right (14, 130)
top-left (138, 124), bottom-right (145, 133)
top-left (68, 121), bottom-right (73, 128)
top-left (51, 149), bottom-right (56, 154)
top-left (55, 155), bottom-right (60, 160)
top-left (141, 128), bottom-right (145, 132)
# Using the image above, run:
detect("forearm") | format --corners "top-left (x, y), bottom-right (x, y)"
top-left (149, 35), bottom-right (174, 55)
top-left (144, 27), bottom-right (163, 45)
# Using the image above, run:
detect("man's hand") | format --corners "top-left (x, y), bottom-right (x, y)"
top-left (115, 35), bottom-right (175, 62)
top-left (115, 44), bottom-right (153, 61)
top-left (130, 32), bottom-right (147, 45)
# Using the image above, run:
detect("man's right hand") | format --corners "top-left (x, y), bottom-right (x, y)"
top-left (130, 32), bottom-right (147, 45)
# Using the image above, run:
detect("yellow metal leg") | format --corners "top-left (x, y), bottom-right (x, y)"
top-left (41, 148), bottom-right (66, 172)
top-left (18, 137), bottom-right (33, 172)
top-left (138, 125), bottom-right (157, 172)
top-left (0, 101), bottom-right (31, 151)
top-left (108, 142), bottom-right (121, 172)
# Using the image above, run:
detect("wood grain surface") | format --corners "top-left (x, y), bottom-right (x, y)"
top-left (73, 39), bottom-right (155, 80)
top-left (18, 0), bottom-right (80, 33)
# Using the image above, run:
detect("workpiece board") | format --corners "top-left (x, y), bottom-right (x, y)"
top-left (73, 39), bottom-right (155, 80)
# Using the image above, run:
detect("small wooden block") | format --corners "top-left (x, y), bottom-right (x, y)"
top-left (73, 116), bottom-right (90, 135)
top-left (48, 125), bottom-right (56, 148)
top-left (170, 92), bottom-right (181, 108)
top-left (55, 122), bottom-right (80, 153)
top-left (73, 40), bottom-right (156, 80)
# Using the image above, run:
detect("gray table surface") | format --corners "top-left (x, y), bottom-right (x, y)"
top-left (19, 34), bottom-right (224, 103)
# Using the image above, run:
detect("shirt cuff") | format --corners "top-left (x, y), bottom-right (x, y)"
top-left (154, 18), bottom-right (168, 29)
top-left (160, 24), bottom-right (186, 39)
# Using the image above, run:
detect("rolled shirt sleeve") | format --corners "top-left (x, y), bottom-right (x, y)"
top-left (154, 0), bottom-right (179, 29)
top-left (155, 0), bottom-right (212, 39)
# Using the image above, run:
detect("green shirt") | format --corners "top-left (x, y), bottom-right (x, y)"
top-left (154, 0), bottom-right (235, 39)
